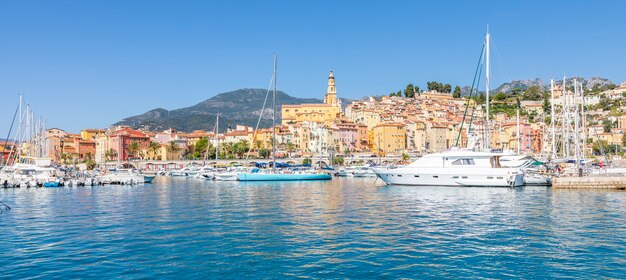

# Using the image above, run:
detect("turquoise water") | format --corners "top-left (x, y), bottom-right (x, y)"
top-left (1, 177), bottom-right (625, 278)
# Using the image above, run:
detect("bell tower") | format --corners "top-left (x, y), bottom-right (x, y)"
top-left (324, 70), bottom-right (338, 106)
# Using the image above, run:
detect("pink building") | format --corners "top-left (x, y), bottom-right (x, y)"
top-left (335, 121), bottom-right (358, 153)
top-left (108, 127), bottom-right (150, 161)
top-left (153, 128), bottom-right (188, 150)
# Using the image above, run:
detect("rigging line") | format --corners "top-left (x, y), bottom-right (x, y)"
top-left (2, 103), bottom-right (20, 165)
top-left (246, 73), bottom-right (275, 161)
top-left (490, 37), bottom-right (512, 88)
top-left (467, 62), bottom-right (483, 143)
top-left (456, 43), bottom-right (485, 146)
top-left (8, 101), bottom-right (30, 165)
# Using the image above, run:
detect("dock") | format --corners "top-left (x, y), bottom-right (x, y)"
top-left (552, 176), bottom-right (626, 190)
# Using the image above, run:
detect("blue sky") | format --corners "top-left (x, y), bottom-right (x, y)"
top-left (1, 0), bottom-right (624, 133)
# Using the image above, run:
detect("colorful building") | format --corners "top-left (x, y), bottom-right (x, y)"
top-left (281, 70), bottom-right (342, 125)
top-left (372, 123), bottom-right (406, 156)
top-left (107, 126), bottom-right (150, 161)
top-left (80, 128), bottom-right (107, 141)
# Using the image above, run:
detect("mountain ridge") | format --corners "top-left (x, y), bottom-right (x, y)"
top-left (116, 77), bottom-right (617, 132)
top-left (114, 88), bottom-right (350, 132)
top-left (460, 76), bottom-right (615, 96)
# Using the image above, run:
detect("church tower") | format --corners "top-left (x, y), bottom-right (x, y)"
top-left (323, 70), bottom-right (339, 106)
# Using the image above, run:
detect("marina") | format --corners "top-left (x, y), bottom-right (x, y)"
top-left (1, 177), bottom-right (625, 278)
top-left (1, 1), bottom-right (626, 278)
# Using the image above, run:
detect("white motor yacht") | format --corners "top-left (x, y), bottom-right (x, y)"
top-left (352, 166), bottom-right (377, 178)
top-left (336, 166), bottom-right (358, 177)
top-left (96, 168), bottom-right (148, 185)
top-left (2, 163), bottom-right (60, 187)
top-left (500, 155), bottom-right (552, 186)
top-left (196, 166), bottom-right (216, 180)
top-left (213, 171), bottom-right (239, 181)
top-left (372, 148), bottom-right (524, 187)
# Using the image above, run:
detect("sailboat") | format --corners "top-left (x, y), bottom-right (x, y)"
top-left (1, 95), bottom-right (62, 188)
top-left (237, 54), bottom-right (331, 181)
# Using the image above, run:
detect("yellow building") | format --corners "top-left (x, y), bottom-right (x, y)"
top-left (281, 70), bottom-right (342, 125)
top-left (372, 123), bottom-right (406, 156)
top-left (156, 145), bottom-right (183, 161)
top-left (352, 109), bottom-right (382, 130)
top-left (251, 128), bottom-right (274, 150)
top-left (80, 129), bottom-right (106, 141)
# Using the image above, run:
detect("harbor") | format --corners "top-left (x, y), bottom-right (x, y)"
top-left (2, 1), bottom-right (626, 278)
top-left (1, 177), bottom-right (625, 278)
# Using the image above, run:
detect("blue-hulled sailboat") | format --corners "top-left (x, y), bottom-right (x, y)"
top-left (237, 54), bottom-right (332, 182)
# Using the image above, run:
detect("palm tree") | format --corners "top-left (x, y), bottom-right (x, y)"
top-left (266, 138), bottom-right (275, 151)
top-left (105, 148), bottom-right (118, 162)
top-left (221, 142), bottom-right (235, 159)
top-left (60, 153), bottom-right (69, 164)
top-left (126, 141), bottom-right (140, 161)
top-left (148, 141), bottom-right (161, 160)
top-left (166, 141), bottom-right (180, 160)
top-left (402, 152), bottom-right (410, 162)
top-left (254, 140), bottom-right (263, 151)
top-left (286, 141), bottom-right (296, 158)
top-left (233, 140), bottom-right (250, 159)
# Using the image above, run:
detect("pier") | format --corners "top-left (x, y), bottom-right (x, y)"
top-left (100, 155), bottom-right (405, 171)
top-left (552, 176), bottom-right (626, 190)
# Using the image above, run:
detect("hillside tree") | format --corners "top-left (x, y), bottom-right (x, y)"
top-left (603, 119), bottom-right (613, 133)
top-left (453, 86), bottom-right (461, 98)
top-left (404, 84), bottom-right (415, 98)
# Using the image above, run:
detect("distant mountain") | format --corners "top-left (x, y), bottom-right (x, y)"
top-left (554, 76), bottom-right (615, 90)
top-left (494, 78), bottom-right (546, 93)
top-left (461, 76), bottom-right (615, 96)
top-left (115, 88), bottom-right (351, 132)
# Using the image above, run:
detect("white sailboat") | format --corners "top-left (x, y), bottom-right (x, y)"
top-left (1, 95), bottom-right (60, 187)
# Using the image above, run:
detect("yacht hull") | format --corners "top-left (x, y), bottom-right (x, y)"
top-left (213, 173), bottom-right (239, 181)
top-left (373, 167), bottom-right (524, 187)
top-left (237, 173), bottom-right (332, 181)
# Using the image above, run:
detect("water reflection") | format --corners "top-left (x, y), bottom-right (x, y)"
top-left (0, 178), bottom-right (625, 278)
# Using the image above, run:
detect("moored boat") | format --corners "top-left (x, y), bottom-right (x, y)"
top-left (372, 149), bottom-right (524, 187)
top-left (96, 168), bottom-right (148, 185)
top-left (237, 172), bottom-right (331, 181)
top-left (213, 172), bottom-right (239, 181)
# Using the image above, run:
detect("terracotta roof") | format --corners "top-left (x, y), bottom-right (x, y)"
top-left (225, 131), bottom-right (249, 137)
top-left (282, 103), bottom-right (333, 108)
top-left (374, 123), bottom-right (405, 128)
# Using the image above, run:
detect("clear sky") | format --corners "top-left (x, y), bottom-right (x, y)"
top-left (1, 0), bottom-right (624, 134)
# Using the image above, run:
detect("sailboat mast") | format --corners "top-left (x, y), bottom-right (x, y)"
top-left (517, 99), bottom-right (520, 154)
top-left (17, 95), bottom-right (22, 149)
top-left (550, 79), bottom-right (555, 158)
top-left (272, 53), bottom-right (277, 173)
top-left (561, 77), bottom-right (566, 158)
top-left (26, 105), bottom-right (31, 160)
top-left (485, 30), bottom-right (491, 150)
top-left (572, 79), bottom-right (580, 166)
top-left (580, 83), bottom-right (587, 161)
top-left (215, 113), bottom-right (219, 162)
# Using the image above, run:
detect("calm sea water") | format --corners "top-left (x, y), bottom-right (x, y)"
top-left (1, 177), bottom-right (625, 279)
